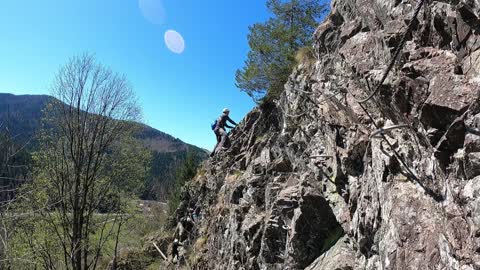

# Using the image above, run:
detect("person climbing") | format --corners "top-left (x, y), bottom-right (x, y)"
top-left (171, 238), bottom-right (184, 264)
top-left (182, 216), bottom-right (194, 234)
top-left (210, 108), bottom-right (237, 157)
top-left (193, 204), bottom-right (201, 221)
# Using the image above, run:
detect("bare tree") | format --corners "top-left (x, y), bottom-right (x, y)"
top-left (33, 53), bottom-right (141, 270)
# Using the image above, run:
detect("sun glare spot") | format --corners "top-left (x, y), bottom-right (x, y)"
top-left (164, 30), bottom-right (185, 54)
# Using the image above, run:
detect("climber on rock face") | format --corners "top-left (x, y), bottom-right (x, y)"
top-left (171, 238), bottom-right (183, 264)
top-left (210, 108), bottom-right (237, 157)
top-left (183, 216), bottom-right (194, 232)
top-left (193, 204), bottom-right (201, 221)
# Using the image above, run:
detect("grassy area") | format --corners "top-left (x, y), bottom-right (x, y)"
top-left (6, 200), bottom-right (168, 269)
top-left (95, 200), bottom-right (168, 268)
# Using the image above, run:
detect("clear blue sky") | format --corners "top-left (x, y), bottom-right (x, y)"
top-left (0, 0), bottom-right (324, 150)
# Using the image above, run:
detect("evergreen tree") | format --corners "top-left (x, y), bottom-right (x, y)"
top-left (235, 0), bottom-right (327, 102)
top-left (168, 151), bottom-right (199, 215)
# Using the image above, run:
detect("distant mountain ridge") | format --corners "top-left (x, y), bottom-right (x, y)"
top-left (0, 92), bottom-right (208, 200)
top-left (0, 93), bottom-right (50, 140)
top-left (138, 124), bottom-right (193, 153)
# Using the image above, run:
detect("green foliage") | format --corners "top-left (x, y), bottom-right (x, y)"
top-left (97, 137), bottom-right (152, 212)
top-left (110, 137), bottom-right (152, 196)
top-left (167, 151), bottom-right (199, 216)
top-left (0, 93), bottom-right (51, 145)
top-left (7, 54), bottom-right (149, 269)
top-left (113, 248), bottom-right (157, 270)
top-left (6, 133), bottom-right (151, 267)
top-left (7, 214), bottom-right (65, 269)
top-left (142, 150), bottom-right (188, 201)
top-left (236, 0), bottom-right (326, 103)
top-left (0, 94), bottom-right (209, 203)
top-left (232, 170), bottom-right (243, 178)
top-left (7, 197), bottom-right (168, 269)
top-left (0, 125), bottom-right (32, 180)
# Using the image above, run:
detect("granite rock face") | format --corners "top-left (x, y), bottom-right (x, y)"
top-left (174, 0), bottom-right (480, 269)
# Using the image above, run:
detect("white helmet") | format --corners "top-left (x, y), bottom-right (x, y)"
top-left (223, 108), bottom-right (230, 114)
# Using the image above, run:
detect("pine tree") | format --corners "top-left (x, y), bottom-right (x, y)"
top-left (236, 0), bottom-right (327, 102)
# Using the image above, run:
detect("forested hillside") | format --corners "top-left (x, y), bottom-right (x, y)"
top-left (0, 93), bottom-right (208, 200)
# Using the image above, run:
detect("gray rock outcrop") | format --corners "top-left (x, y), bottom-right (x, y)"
top-left (174, 0), bottom-right (480, 269)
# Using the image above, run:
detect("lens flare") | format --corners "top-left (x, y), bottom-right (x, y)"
top-left (164, 30), bottom-right (185, 54)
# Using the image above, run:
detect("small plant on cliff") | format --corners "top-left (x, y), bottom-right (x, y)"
top-left (235, 0), bottom-right (327, 103)
top-left (295, 46), bottom-right (316, 67)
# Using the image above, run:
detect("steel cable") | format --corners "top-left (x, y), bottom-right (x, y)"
top-left (352, 0), bottom-right (426, 103)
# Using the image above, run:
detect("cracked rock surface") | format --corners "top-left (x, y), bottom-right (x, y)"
top-left (173, 0), bottom-right (480, 269)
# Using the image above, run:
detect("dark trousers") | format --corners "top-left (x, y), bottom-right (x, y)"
top-left (212, 128), bottom-right (229, 155)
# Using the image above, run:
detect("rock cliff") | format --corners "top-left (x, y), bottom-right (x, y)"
top-left (173, 0), bottom-right (480, 269)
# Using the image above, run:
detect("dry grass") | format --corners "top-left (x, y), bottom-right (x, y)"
top-left (295, 46), bottom-right (316, 67)
top-left (194, 236), bottom-right (208, 252)
top-left (226, 171), bottom-right (242, 184)
top-left (213, 190), bottom-right (227, 216)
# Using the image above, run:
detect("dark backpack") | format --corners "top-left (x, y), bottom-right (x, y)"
top-left (211, 120), bottom-right (217, 130)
